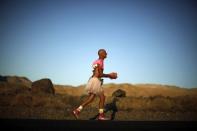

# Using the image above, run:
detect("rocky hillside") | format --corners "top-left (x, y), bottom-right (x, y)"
top-left (0, 75), bottom-right (197, 120)
top-left (54, 83), bottom-right (197, 97)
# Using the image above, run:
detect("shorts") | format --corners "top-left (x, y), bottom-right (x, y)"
top-left (85, 77), bottom-right (104, 95)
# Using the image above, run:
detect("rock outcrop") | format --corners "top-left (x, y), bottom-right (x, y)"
top-left (0, 75), bottom-right (32, 88)
top-left (112, 89), bottom-right (126, 97)
top-left (31, 78), bottom-right (55, 94)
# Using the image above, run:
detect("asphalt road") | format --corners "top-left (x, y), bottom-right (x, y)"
top-left (1, 119), bottom-right (197, 131)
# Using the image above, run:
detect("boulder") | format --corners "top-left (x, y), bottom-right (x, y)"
top-left (112, 89), bottom-right (126, 97)
top-left (31, 78), bottom-right (55, 94)
top-left (0, 75), bottom-right (32, 88)
top-left (0, 76), bottom-right (32, 95)
top-left (0, 76), bottom-right (7, 82)
top-left (6, 76), bottom-right (32, 88)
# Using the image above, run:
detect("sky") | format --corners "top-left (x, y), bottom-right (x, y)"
top-left (0, 0), bottom-right (197, 88)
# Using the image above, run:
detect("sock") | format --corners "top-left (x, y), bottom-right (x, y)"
top-left (77, 105), bottom-right (83, 111)
top-left (99, 109), bottom-right (104, 114)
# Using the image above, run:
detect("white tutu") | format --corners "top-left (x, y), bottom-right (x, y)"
top-left (85, 77), bottom-right (103, 95)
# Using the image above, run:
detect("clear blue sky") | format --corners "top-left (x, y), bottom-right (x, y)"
top-left (1, 0), bottom-right (197, 88)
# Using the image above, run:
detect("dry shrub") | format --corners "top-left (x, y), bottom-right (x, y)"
top-left (117, 97), bottom-right (133, 110)
top-left (61, 94), bottom-right (81, 106)
top-left (173, 95), bottom-right (197, 112)
top-left (31, 94), bottom-right (50, 107)
top-left (44, 96), bottom-right (65, 110)
top-left (150, 96), bottom-right (173, 111)
top-left (0, 82), bottom-right (30, 95)
top-left (0, 95), bottom-right (14, 106)
top-left (10, 93), bottom-right (32, 107)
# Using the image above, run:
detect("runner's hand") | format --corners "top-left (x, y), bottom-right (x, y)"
top-left (109, 72), bottom-right (117, 79)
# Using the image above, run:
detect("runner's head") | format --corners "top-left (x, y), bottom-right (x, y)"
top-left (98, 49), bottom-right (107, 59)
